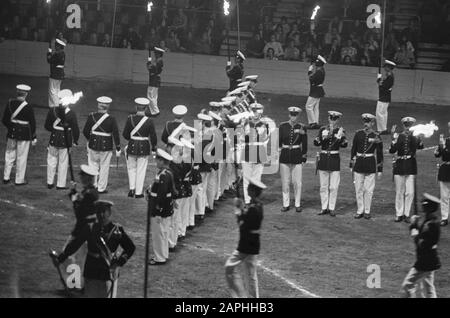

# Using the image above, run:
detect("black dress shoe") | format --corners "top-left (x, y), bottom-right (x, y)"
top-left (205, 207), bottom-right (213, 214)
top-left (135, 194), bottom-right (144, 199)
top-left (329, 210), bottom-right (336, 217)
top-left (3, 179), bottom-right (10, 185)
top-left (281, 207), bottom-right (290, 212)
top-left (187, 226), bottom-right (195, 231)
top-left (178, 235), bottom-right (185, 241)
top-left (404, 217), bottom-right (411, 224)
top-left (295, 207), bottom-right (302, 213)
top-left (128, 190), bottom-right (135, 198)
top-left (169, 247), bottom-right (176, 253)
top-left (195, 215), bottom-right (205, 221)
top-left (149, 259), bottom-right (166, 266)
top-left (47, 184), bottom-right (55, 189)
top-left (354, 213), bottom-right (364, 219)
top-left (98, 190), bottom-right (108, 194)
top-left (318, 210), bottom-right (329, 215)
top-left (364, 214), bottom-right (371, 220)
top-left (394, 216), bottom-right (403, 223)
top-left (56, 187), bottom-right (69, 190)
top-left (441, 220), bottom-right (448, 227)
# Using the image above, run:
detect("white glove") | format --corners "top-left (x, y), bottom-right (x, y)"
top-left (377, 73), bottom-right (382, 79)
top-left (322, 130), bottom-right (329, 139)
top-left (115, 150), bottom-right (121, 157)
top-left (48, 48), bottom-right (52, 53)
top-left (227, 61), bottom-right (231, 67)
top-left (308, 65), bottom-right (314, 72)
top-left (410, 228), bottom-right (419, 237)
top-left (377, 172), bottom-right (382, 179)
top-left (32, 139), bottom-right (37, 146)
top-left (148, 57), bottom-right (152, 62)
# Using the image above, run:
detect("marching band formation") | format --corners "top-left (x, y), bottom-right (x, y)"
top-left (1, 45), bottom-right (449, 298)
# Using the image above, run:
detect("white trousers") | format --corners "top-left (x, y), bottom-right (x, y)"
top-left (280, 163), bottom-right (303, 208)
top-left (178, 197), bottom-right (190, 237)
top-left (198, 172), bottom-right (209, 215)
top-left (207, 169), bottom-right (218, 208)
top-left (354, 173), bottom-right (376, 215)
top-left (147, 86), bottom-right (160, 116)
top-left (376, 101), bottom-right (389, 132)
top-left (225, 250), bottom-right (259, 298)
top-left (49, 78), bottom-right (62, 107)
top-left (440, 182), bottom-right (450, 221)
top-left (47, 146), bottom-right (69, 188)
top-left (217, 162), bottom-right (228, 199)
top-left (151, 216), bottom-right (170, 262)
top-left (87, 149), bottom-right (112, 192)
top-left (402, 268), bottom-right (437, 298)
top-left (84, 278), bottom-right (118, 298)
top-left (126, 155), bottom-right (149, 196)
top-left (319, 170), bottom-right (340, 211)
top-left (394, 175), bottom-right (415, 217)
top-left (189, 184), bottom-right (201, 225)
top-left (305, 96), bottom-right (320, 124)
top-left (168, 198), bottom-right (186, 248)
top-left (242, 162), bottom-right (264, 205)
top-left (4, 138), bottom-right (30, 184)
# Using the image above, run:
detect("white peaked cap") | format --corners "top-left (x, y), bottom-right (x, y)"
top-left (97, 96), bottom-right (113, 104)
top-left (16, 84), bottom-right (31, 92)
top-left (245, 177), bottom-right (267, 189)
top-left (80, 164), bottom-right (99, 176)
top-left (135, 98), bottom-right (150, 106)
top-left (156, 148), bottom-right (173, 161)
top-left (172, 105), bottom-right (188, 116)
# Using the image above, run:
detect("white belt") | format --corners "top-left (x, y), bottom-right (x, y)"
top-left (92, 131), bottom-right (112, 137)
top-left (56, 65), bottom-right (64, 68)
top-left (131, 136), bottom-right (148, 141)
top-left (150, 192), bottom-right (172, 198)
top-left (321, 151), bottom-right (339, 155)
top-left (282, 145), bottom-right (300, 149)
top-left (356, 153), bottom-right (374, 158)
top-left (248, 142), bottom-right (265, 146)
top-left (398, 155), bottom-right (413, 160)
top-left (53, 126), bottom-right (71, 131)
top-left (11, 119), bottom-right (29, 125)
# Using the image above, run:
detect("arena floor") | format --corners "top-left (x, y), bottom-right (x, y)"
top-left (0, 74), bottom-right (449, 298)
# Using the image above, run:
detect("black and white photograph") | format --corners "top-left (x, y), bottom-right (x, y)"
top-left (0, 0), bottom-right (450, 303)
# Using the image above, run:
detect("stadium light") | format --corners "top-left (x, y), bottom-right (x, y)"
top-left (224, 0), bottom-right (230, 16)
top-left (147, 1), bottom-right (153, 13)
top-left (311, 5), bottom-right (320, 20)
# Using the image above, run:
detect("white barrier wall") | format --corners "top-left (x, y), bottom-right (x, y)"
top-left (1, 40), bottom-right (449, 105)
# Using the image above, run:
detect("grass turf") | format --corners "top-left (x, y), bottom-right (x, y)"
top-left (0, 74), bottom-right (449, 298)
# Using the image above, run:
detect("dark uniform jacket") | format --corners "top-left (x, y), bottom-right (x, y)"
top-left (147, 59), bottom-right (163, 88)
top-left (83, 112), bottom-right (121, 152)
top-left (351, 129), bottom-right (383, 174)
top-left (59, 221), bottom-right (135, 281)
top-left (308, 67), bottom-right (325, 98)
top-left (389, 131), bottom-right (424, 176)
top-left (2, 99), bottom-right (36, 141)
top-left (47, 50), bottom-right (65, 80)
top-left (242, 119), bottom-right (269, 164)
top-left (161, 120), bottom-right (183, 146)
top-left (226, 63), bottom-right (244, 91)
top-left (70, 184), bottom-right (99, 236)
top-left (377, 73), bottom-right (394, 103)
top-left (148, 168), bottom-right (176, 218)
top-left (435, 137), bottom-right (450, 182)
top-left (170, 161), bottom-right (192, 199)
top-left (122, 114), bottom-right (157, 156)
top-left (237, 198), bottom-right (263, 255)
top-left (314, 125), bottom-right (348, 172)
top-left (44, 107), bottom-right (79, 148)
top-left (411, 217), bottom-right (441, 272)
top-left (279, 121), bottom-right (308, 165)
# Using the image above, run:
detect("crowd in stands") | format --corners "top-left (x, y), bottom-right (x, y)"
top-left (245, 11), bottom-right (419, 69)
top-left (1, 0), bottom-right (444, 70)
